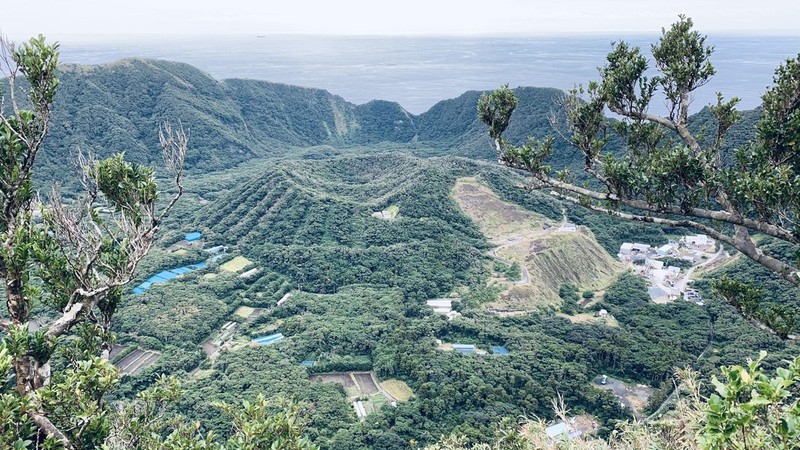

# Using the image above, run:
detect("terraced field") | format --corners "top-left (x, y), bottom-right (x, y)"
top-left (115, 349), bottom-right (161, 376)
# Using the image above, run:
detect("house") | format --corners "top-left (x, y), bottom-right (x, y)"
top-left (595, 309), bottom-right (608, 318)
top-left (619, 243), bottom-right (634, 255)
top-left (645, 259), bottom-right (664, 270)
top-left (656, 244), bottom-right (674, 256)
top-left (632, 243), bottom-right (651, 253)
top-left (682, 234), bottom-right (709, 247)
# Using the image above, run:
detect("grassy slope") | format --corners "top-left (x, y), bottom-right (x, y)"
top-left (451, 177), bottom-right (624, 309)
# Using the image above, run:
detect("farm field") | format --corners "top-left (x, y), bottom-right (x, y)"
top-left (311, 372), bottom-right (360, 398)
top-left (234, 306), bottom-right (255, 318)
top-left (380, 379), bottom-right (414, 401)
top-left (592, 375), bottom-right (654, 419)
top-left (311, 371), bottom-right (396, 419)
top-left (115, 349), bottom-right (161, 376)
top-left (219, 256), bottom-right (253, 273)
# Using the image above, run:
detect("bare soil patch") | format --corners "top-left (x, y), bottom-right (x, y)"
top-left (354, 372), bottom-right (379, 394)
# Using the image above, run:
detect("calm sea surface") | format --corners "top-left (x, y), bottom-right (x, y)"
top-left (57, 34), bottom-right (800, 114)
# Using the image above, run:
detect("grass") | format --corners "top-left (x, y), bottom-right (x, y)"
top-left (451, 177), bottom-right (625, 310)
top-left (451, 177), bottom-right (545, 241)
top-left (234, 306), bottom-right (255, 318)
top-left (385, 204), bottom-right (400, 218)
top-left (380, 379), bottom-right (414, 401)
top-left (219, 256), bottom-right (253, 273)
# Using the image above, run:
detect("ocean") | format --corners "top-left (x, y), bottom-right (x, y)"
top-left (55, 34), bottom-right (800, 114)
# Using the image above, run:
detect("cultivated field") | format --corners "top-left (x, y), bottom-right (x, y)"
top-left (354, 372), bottom-right (379, 394)
top-left (219, 256), bottom-right (253, 273)
top-left (312, 372), bottom-right (360, 397)
top-left (557, 312), bottom-right (619, 327)
top-left (593, 376), bottom-right (654, 418)
top-left (234, 306), bottom-right (256, 318)
top-left (380, 379), bottom-right (414, 401)
top-left (115, 349), bottom-right (161, 376)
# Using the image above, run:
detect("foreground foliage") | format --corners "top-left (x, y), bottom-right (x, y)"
top-left (479, 16), bottom-right (800, 290)
top-left (426, 352), bottom-right (800, 450)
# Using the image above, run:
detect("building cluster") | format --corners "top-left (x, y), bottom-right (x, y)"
top-left (618, 234), bottom-right (716, 304)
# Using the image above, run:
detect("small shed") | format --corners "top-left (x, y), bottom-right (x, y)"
top-left (252, 333), bottom-right (284, 346)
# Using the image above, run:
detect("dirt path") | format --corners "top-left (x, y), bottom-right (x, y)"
top-left (487, 219), bottom-right (569, 286)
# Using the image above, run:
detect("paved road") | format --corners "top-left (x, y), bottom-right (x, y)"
top-left (653, 247), bottom-right (727, 301)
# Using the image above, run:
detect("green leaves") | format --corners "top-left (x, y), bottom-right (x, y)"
top-left (651, 15), bottom-right (715, 109)
top-left (499, 137), bottom-right (554, 177)
top-left (477, 85), bottom-right (518, 142)
top-left (701, 352), bottom-right (800, 450)
top-left (13, 35), bottom-right (60, 109)
top-left (92, 153), bottom-right (158, 227)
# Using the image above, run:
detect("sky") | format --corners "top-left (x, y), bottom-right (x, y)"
top-left (3, 0), bottom-right (800, 39)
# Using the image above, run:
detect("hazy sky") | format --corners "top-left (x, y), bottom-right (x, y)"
top-left (3, 0), bottom-right (800, 38)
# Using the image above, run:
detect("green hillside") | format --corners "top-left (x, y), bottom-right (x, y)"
top-left (19, 59), bottom-right (641, 185)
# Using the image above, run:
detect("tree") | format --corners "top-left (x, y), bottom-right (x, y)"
top-left (0, 35), bottom-right (186, 447)
top-left (478, 16), bottom-right (800, 288)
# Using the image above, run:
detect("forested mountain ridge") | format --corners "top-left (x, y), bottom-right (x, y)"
top-left (43, 58), bottom-right (555, 165)
top-left (27, 57), bottom-right (761, 186)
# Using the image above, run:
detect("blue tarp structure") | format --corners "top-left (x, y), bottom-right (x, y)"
top-left (300, 360), bottom-right (316, 367)
top-left (252, 333), bottom-right (285, 346)
top-left (132, 261), bottom-right (207, 294)
top-left (185, 232), bottom-right (202, 242)
top-left (453, 344), bottom-right (476, 354)
top-left (492, 346), bottom-right (510, 356)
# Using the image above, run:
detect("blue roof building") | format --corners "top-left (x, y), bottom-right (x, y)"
top-left (132, 262), bottom-right (207, 294)
top-left (492, 346), bottom-right (510, 355)
top-left (185, 232), bottom-right (202, 242)
top-left (252, 333), bottom-right (285, 346)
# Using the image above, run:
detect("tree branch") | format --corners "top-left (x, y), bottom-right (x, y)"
top-left (552, 191), bottom-right (800, 285)
top-left (510, 169), bottom-right (799, 245)
top-left (28, 411), bottom-right (74, 450)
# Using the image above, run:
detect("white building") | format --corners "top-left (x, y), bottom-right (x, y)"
top-left (645, 259), bottom-right (664, 270)
top-left (619, 243), bottom-right (634, 255)
top-left (656, 244), bottom-right (675, 256)
top-left (682, 234), bottom-right (709, 247)
top-left (560, 223), bottom-right (578, 232)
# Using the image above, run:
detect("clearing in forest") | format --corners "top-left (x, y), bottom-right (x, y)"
top-left (380, 379), bottom-right (414, 401)
top-left (452, 178), bottom-right (624, 310)
top-left (115, 349), bottom-right (161, 376)
top-left (234, 306), bottom-right (256, 318)
top-left (219, 256), bottom-right (253, 273)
